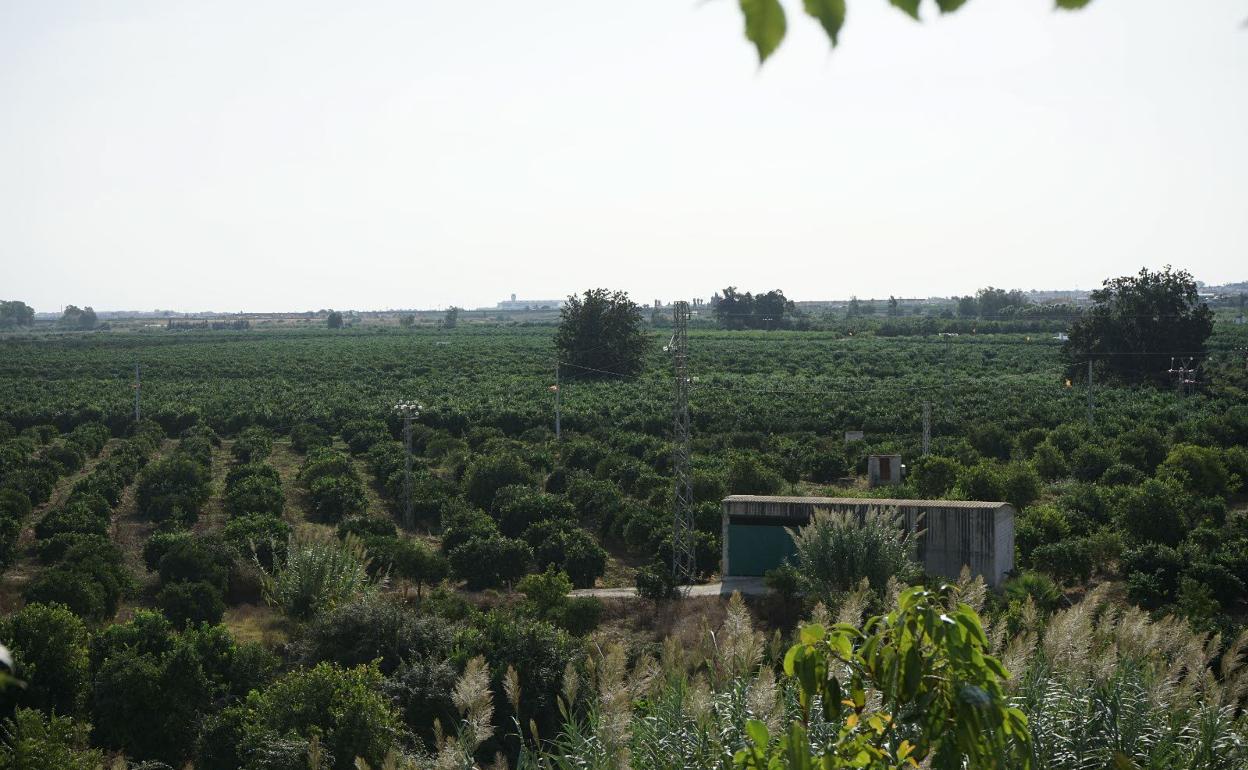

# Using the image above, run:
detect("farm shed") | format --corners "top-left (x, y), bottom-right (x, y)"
top-left (867, 454), bottom-right (902, 487)
top-left (721, 495), bottom-right (1015, 587)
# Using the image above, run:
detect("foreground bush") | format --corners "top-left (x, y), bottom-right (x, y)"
top-left (790, 506), bottom-right (921, 605)
top-left (0, 709), bottom-right (103, 770)
top-left (259, 530), bottom-right (377, 620)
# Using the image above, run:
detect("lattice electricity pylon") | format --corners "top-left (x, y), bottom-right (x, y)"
top-left (667, 301), bottom-right (696, 588)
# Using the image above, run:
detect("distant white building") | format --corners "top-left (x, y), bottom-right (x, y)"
top-left (496, 293), bottom-right (563, 311)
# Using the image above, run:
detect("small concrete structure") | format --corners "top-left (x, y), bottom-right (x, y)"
top-left (867, 454), bottom-right (902, 487)
top-left (721, 495), bottom-right (1016, 587)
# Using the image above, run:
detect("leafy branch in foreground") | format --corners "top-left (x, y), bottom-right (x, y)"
top-left (735, 584), bottom-right (1029, 769)
top-left (739, 0), bottom-right (1095, 64)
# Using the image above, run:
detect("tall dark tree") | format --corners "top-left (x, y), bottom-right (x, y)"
top-left (713, 287), bottom-right (754, 330)
top-left (58, 305), bottom-right (97, 330)
top-left (555, 289), bottom-right (646, 377)
top-left (1064, 266), bottom-right (1213, 381)
top-left (976, 287), bottom-right (1029, 317)
top-left (0, 300), bottom-right (35, 328)
top-left (752, 289), bottom-right (798, 329)
top-left (326, 310), bottom-right (344, 329)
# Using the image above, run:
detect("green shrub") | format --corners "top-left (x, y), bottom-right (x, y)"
top-left (1001, 462), bottom-right (1042, 510)
top-left (222, 513), bottom-right (290, 569)
top-left (725, 452), bottom-right (783, 495)
top-left (244, 662), bottom-right (402, 770)
top-left (764, 563), bottom-right (801, 602)
top-left (463, 452), bottom-right (533, 509)
top-left (296, 594), bottom-right (451, 675)
top-left (33, 501), bottom-right (108, 541)
top-left (805, 450), bottom-right (848, 484)
top-left (142, 530), bottom-right (193, 572)
top-left (43, 444), bottom-right (85, 475)
top-left (525, 523), bottom-right (607, 589)
top-left (518, 568), bottom-right (573, 617)
top-left (1100, 462), bottom-right (1145, 486)
top-left (1030, 538), bottom-right (1094, 583)
top-left (439, 504), bottom-right (498, 553)
top-left (1115, 425), bottom-right (1168, 473)
top-left (289, 423), bottom-right (331, 454)
top-left (956, 462), bottom-right (1005, 501)
top-left (307, 474), bottom-right (367, 522)
top-left (448, 534), bottom-right (531, 590)
top-left (90, 644), bottom-right (212, 765)
top-left (1002, 570), bottom-right (1062, 612)
top-left (968, 423), bottom-right (1012, 461)
top-left (0, 708), bottom-right (103, 770)
top-left (259, 530), bottom-right (376, 620)
top-left (910, 455), bottom-right (960, 498)
top-left (156, 580), bottom-right (225, 628)
top-left (691, 470), bottom-right (728, 502)
top-left (1032, 441), bottom-right (1067, 481)
top-left (297, 449), bottom-right (355, 489)
top-left (0, 603), bottom-right (90, 716)
top-left (1116, 478), bottom-right (1190, 546)
top-left (35, 533), bottom-right (112, 564)
top-left (1159, 444), bottom-right (1232, 498)
top-left (136, 454), bottom-right (211, 526)
top-left (223, 474), bottom-right (284, 517)
top-left (564, 474), bottom-right (624, 522)
top-left (791, 507), bottom-right (921, 605)
top-left (554, 596), bottom-right (603, 636)
top-left (1069, 443), bottom-right (1115, 482)
top-left (392, 538), bottom-right (449, 598)
top-left (1015, 504), bottom-right (1071, 563)
top-left (157, 534), bottom-right (234, 592)
top-left (635, 562), bottom-right (678, 602)
top-left (24, 540), bottom-right (130, 623)
top-left (230, 426), bottom-right (273, 464)
top-left (490, 485), bottom-right (575, 538)
top-left (386, 657), bottom-right (456, 750)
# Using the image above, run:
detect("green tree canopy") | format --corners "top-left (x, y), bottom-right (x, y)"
top-left (554, 288), bottom-right (646, 377)
top-left (1063, 266), bottom-right (1214, 382)
top-left (56, 306), bottom-right (97, 331)
top-left (0, 300), bottom-right (35, 329)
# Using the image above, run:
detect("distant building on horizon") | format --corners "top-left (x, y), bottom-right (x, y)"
top-left (495, 294), bottom-right (564, 311)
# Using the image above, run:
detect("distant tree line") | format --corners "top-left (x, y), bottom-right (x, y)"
top-left (712, 287), bottom-right (800, 330)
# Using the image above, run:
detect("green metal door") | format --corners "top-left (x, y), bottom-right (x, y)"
top-left (727, 524), bottom-right (797, 576)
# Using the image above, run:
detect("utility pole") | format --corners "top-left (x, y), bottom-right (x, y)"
top-left (554, 363), bottom-right (562, 441)
top-left (921, 401), bottom-right (931, 457)
top-left (1086, 359), bottom-right (1094, 426)
top-left (133, 363), bottom-right (142, 424)
top-left (668, 301), bottom-right (695, 588)
top-left (393, 401), bottom-right (422, 529)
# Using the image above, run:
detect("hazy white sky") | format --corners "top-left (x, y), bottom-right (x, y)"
top-left (1, 1), bottom-right (1245, 312)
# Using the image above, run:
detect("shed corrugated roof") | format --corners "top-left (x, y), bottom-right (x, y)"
top-left (722, 495), bottom-right (1011, 510)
